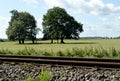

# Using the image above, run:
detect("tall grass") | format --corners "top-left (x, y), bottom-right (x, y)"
top-left (0, 47), bottom-right (120, 58)
top-left (0, 48), bottom-right (13, 54)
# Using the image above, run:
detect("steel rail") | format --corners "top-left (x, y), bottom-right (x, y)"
top-left (0, 54), bottom-right (120, 68)
top-left (0, 54), bottom-right (120, 62)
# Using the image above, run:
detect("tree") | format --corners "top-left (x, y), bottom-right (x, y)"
top-left (6, 10), bottom-right (38, 44)
top-left (42, 7), bottom-right (83, 43)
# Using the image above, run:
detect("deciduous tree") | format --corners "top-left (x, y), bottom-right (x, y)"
top-left (6, 10), bottom-right (38, 44)
top-left (42, 7), bottom-right (83, 43)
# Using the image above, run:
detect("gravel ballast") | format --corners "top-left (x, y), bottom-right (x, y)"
top-left (0, 62), bottom-right (120, 81)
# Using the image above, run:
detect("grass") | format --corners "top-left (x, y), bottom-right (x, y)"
top-left (25, 67), bottom-right (51, 81)
top-left (1, 39), bottom-right (120, 52)
top-left (0, 39), bottom-right (120, 58)
top-left (25, 77), bottom-right (34, 81)
top-left (36, 70), bottom-right (51, 81)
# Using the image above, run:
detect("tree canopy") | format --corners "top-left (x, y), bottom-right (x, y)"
top-left (42, 7), bottom-right (83, 43)
top-left (6, 10), bottom-right (38, 44)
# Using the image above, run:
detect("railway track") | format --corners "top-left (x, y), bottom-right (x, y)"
top-left (0, 54), bottom-right (120, 68)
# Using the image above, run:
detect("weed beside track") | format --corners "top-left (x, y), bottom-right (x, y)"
top-left (0, 47), bottom-right (120, 58)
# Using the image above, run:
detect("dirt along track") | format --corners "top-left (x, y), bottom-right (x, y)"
top-left (0, 54), bottom-right (120, 69)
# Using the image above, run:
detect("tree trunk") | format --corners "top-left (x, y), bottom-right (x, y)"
top-left (32, 39), bottom-right (34, 44)
top-left (32, 36), bottom-right (37, 44)
top-left (22, 39), bottom-right (24, 44)
top-left (60, 37), bottom-right (64, 43)
top-left (51, 39), bottom-right (53, 43)
top-left (19, 39), bottom-right (21, 44)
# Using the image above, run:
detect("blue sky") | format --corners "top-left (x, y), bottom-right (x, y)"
top-left (0, 0), bottom-right (120, 39)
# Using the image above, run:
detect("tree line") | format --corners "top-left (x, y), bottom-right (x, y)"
top-left (6, 7), bottom-right (83, 44)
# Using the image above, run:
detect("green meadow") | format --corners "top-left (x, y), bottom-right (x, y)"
top-left (1, 39), bottom-right (120, 51)
top-left (0, 39), bottom-right (120, 58)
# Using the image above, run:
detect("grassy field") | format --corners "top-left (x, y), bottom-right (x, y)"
top-left (0, 39), bottom-right (120, 51)
top-left (0, 39), bottom-right (120, 58)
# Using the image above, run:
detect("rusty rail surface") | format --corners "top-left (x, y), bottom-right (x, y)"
top-left (0, 54), bottom-right (120, 68)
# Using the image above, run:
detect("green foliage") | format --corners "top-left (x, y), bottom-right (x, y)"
top-left (42, 7), bottom-right (83, 43)
top-left (6, 10), bottom-right (39, 44)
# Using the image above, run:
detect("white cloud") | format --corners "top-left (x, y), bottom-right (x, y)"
top-left (44, 0), bottom-right (65, 8)
top-left (23, 0), bottom-right (39, 5)
top-left (81, 16), bottom-right (120, 37)
top-left (0, 16), bottom-right (9, 22)
top-left (37, 18), bottom-right (42, 27)
top-left (90, 11), bottom-right (98, 16)
top-left (44, 0), bottom-right (120, 16)
top-left (0, 16), bottom-right (10, 39)
top-left (118, 16), bottom-right (120, 20)
top-left (36, 18), bottom-right (43, 38)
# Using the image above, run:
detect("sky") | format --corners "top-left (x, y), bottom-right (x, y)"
top-left (0, 0), bottom-right (120, 39)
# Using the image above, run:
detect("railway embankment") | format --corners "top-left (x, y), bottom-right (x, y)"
top-left (0, 62), bottom-right (120, 81)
